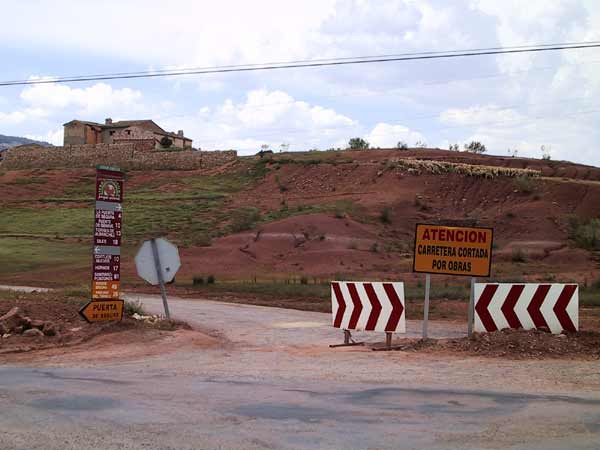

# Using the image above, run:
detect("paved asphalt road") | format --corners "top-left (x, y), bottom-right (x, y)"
top-left (1, 293), bottom-right (599, 450)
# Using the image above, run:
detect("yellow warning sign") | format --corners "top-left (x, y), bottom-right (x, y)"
top-left (413, 224), bottom-right (493, 277)
top-left (79, 300), bottom-right (124, 323)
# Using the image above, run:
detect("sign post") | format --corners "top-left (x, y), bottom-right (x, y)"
top-left (413, 224), bottom-right (494, 338)
top-left (79, 166), bottom-right (125, 323)
top-left (151, 238), bottom-right (171, 319)
top-left (135, 237), bottom-right (181, 319)
top-left (467, 277), bottom-right (477, 337)
top-left (422, 274), bottom-right (431, 339)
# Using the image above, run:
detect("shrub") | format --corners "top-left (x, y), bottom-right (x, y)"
top-left (511, 248), bottom-right (527, 263)
top-left (230, 208), bottom-right (261, 232)
top-left (396, 141), bottom-right (408, 150)
top-left (275, 174), bottom-right (288, 192)
top-left (348, 137), bottom-right (369, 150)
top-left (124, 300), bottom-right (145, 316)
top-left (414, 195), bottom-right (429, 211)
top-left (370, 242), bottom-right (379, 253)
top-left (464, 141), bottom-right (487, 154)
top-left (514, 175), bottom-right (535, 193)
top-left (567, 216), bottom-right (600, 250)
top-left (300, 276), bottom-right (308, 285)
top-left (193, 276), bottom-right (204, 285)
top-left (379, 206), bottom-right (392, 224)
top-left (206, 275), bottom-right (216, 284)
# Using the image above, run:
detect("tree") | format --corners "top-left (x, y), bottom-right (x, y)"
top-left (348, 137), bottom-right (369, 150)
top-left (414, 140), bottom-right (427, 148)
top-left (464, 141), bottom-right (486, 154)
top-left (396, 140), bottom-right (408, 150)
top-left (541, 144), bottom-right (551, 160)
top-left (449, 143), bottom-right (459, 151)
top-left (160, 136), bottom-right (173, 148)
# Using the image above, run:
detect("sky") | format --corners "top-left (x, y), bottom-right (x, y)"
top-left (1, 0), bottom-right (600, 164)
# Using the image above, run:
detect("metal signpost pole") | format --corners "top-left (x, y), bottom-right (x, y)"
top-left (422, 274), bottom-right (431, 339)
top-left (468, 277), bottom-right (477, 337)
top-left (150, 238), bottom-right (171, 319)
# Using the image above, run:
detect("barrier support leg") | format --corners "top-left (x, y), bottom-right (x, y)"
top-left (468, 277), bottom-right (477, 338)
top-left (386, 332), bottom-right (392, 349)
top-left (329, 330), bottom-right (365, 348)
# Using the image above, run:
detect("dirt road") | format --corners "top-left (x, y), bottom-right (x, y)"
top-left (1, 293), bottom-right (599, 450)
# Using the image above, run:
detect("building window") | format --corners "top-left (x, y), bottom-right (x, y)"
top-left (126, 130), bottom-right (131, 135)
top-left (109, 131), bottom-right (114, 136)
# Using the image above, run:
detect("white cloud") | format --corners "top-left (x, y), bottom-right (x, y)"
top-left (25, 128), bottom-right (64, 146)
top-left (1, 1), bottom-right (600, 166)
top-left (20, 79), bottom-right (144, 116)
top-left (440, 106), bottom-right (523, 126)
top-left (0, 107), bottom-right (49, 126)
top-left (366, 123), bottom-right (426, 148)
top-left (158, 88), bottom-right (358, 154)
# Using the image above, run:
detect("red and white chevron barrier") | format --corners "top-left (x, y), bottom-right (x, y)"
top-left (474, 283), bottom-right (578, 334)
top-left (331, 282), bottom-right (405, 333)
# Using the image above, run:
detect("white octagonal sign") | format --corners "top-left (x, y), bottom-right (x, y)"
top-left (135, 238), bottom-right (181, 285)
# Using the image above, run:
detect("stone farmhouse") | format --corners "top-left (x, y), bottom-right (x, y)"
top-left (63, 118), bottom-right (193, 149)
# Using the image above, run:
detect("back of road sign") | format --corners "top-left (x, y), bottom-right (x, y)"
top-left (135, 238), bottom-right (181, 285)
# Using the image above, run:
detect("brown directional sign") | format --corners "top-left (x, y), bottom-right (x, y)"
top-left (413, 223), bottom-right (493, 277)
top-left (88, 166), bottom-right (125, 321)
top-left (79, 300), bottom-right (124, 323)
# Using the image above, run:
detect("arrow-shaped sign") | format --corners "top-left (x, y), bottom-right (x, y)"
top-left (332, 282), bottom-right (346, 328)
top-left (553, 284), bottom-right (577, 332)
top-left (383, 283), bottom-right (404, 332)
top-left (330, 281), bottom-right (405, 333)
top-left (475, 284), bottom-right (499, 332)
top-left (79, 300), bottom-right (124, 323)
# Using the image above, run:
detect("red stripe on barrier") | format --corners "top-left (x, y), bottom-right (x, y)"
top-left (331, 282), bottom-right (346, 328)
top-left (553, 284), bottom-right (577, 332)
top-left (363, 283), bottom-right (382, 331)
top-left (475, 284), bottom-right (499, 332)
top-left (528, 284), bottom-right (551, 330)
top-left (383, 283), bottom-right (404, 332)
top-left (502, 284), bottom-right (525, 329)
top-left (346, 283), bottom-right (363, 330)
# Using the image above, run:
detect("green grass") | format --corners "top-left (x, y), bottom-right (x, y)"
top-left (188, 281), bottom-right (470, 302)
top-left (8, 177), bottom-right (48, 185)
top-left (261, 200), bottom-right (358, 223)
top-left (266, 150), bottom-right (353, 165)
top-left (0, 207), bottom-right (92, 236)
top-left (0, 238), bottom-right (88, 275)
top-left (581, 285), bottom-right (600, 307)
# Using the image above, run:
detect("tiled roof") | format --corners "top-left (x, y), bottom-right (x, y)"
top-left (63, 119), bottom-right (191, 140)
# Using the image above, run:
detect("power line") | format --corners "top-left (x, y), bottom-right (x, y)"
top-left (4, 40), bottom-right (598, 85)
top-left (149, 58), bottom-right (600, 123)
top-left (2, 41), bottom-right (600, 87)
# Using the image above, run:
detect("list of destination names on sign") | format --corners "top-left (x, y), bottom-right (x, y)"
top-left (94, 209), bottom-right (122, 247)
top-left (91, 166), bottom-right (124, 301)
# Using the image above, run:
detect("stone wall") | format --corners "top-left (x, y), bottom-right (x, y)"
top-left (0, 141), bottom-right (237, 170)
